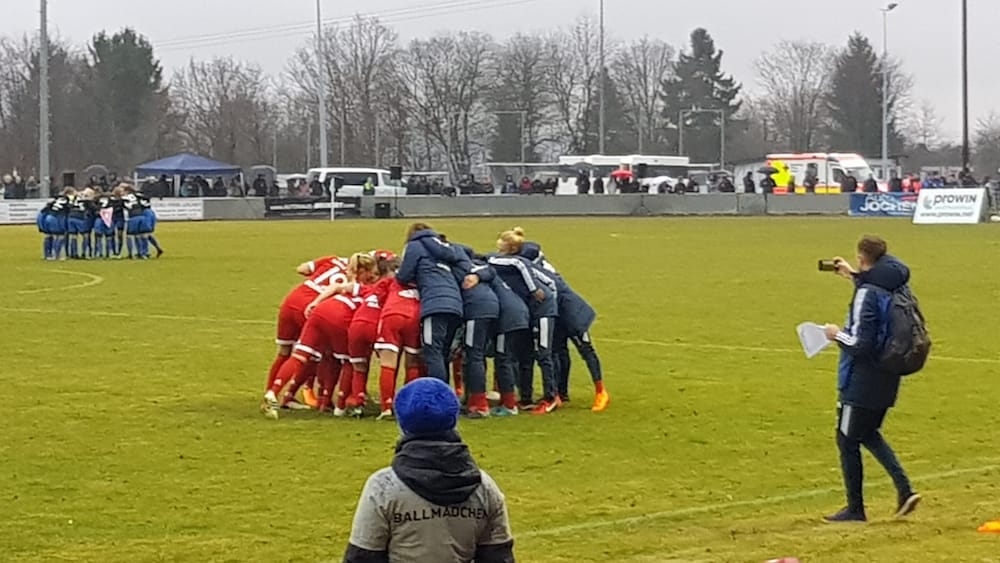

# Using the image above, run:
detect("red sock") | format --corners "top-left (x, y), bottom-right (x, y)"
top-left (405, 365), bottom-right (422, 383)
top-left (595, 380), bottom-right (605, 393)
top-left (269, 356), bottom-right (303, 396)
top-left (316, 359), bottom-right (340, 412)
top-left (282, 360), bottom-right (317, 403)
top-left (470, 392), bottom-right (488, 412)
top-left (452, 358), bottom-right (464, 391)
top-left (336, 361), bottom-right (354, 410)
top-left (266, 353), bottom-right (289, 391)
top-left (349, 364), bottom-right (369, 407)
top-left (379, 365), bottom-right (398, 412)
top-left (501, 392), bottom-right (518, 409)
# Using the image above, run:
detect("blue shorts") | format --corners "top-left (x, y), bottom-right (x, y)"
top-left (143, 209), bottom-right (157, 231)
top-left (126, 216), bottom-right (150, 235)
top-left (113, 218), bottom-right (125, 231)
top-left (68, 217), bottom-right (90, 235)
top-left (39, 214), bottom-right (66, 235)
top-left (93, 220), bottom-right (113, 236)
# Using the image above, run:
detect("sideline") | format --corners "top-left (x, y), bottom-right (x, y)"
top-left (15, 269), bottom-right (105, 295)
top-left (518, 460), bottom-right (1000, 539)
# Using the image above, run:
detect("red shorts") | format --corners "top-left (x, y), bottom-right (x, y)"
top-left (375, 314), bottom-right (421, 355)
top-left (295, 299), bottom-right (354, 361)
top-left (275, 302), bottom-right (306, 346)
top-left (348, 320), bottom-right (378, 364)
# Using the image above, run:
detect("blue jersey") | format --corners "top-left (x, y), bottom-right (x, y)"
top-left (67, 196), bottom-right (95, 220)
top-left (487, 254), bottom-right (558, 319)
top-left (123, 193), bottom-right (150, 220)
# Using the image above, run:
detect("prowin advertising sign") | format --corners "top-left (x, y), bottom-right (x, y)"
top-left (849, 192), bottom-right (919, 217)
top-left (912, 188), bottom-right (986, 224)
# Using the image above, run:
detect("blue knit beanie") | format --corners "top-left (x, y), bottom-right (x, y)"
top-left (395, 377), bottom-right (460, 436)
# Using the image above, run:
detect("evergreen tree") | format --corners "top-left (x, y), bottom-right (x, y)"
top-left (585, 71), bottom-right (633, 154)
top-left (660, 28), bottom-right (741, 163)
top-left (826, 33), bottom-right (904, 158)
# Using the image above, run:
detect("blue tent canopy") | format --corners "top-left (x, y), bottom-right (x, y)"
top-left (134, 153), bottom-right (242, 178)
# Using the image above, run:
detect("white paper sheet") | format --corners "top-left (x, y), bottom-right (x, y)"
top-left (796, 322), bottom-right (832, 359)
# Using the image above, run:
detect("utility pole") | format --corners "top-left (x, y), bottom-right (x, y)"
top-left (315, 0), bottom-right (329, 168)
top-left (961, 0), bottom-right (970, 172)
top-left (597, 0), bottom-right (605, 154)
top-left (39, 0), bottom-right (51, 193)
top-left (881, 3), bottom-right (898, 180)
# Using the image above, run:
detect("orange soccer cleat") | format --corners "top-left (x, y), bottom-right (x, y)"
top-left (301, 387), bottom-right (319, 409)
top-left (591, 389), bottom-right (610, 412)
top-left (978, 520), bottom-right (1000, 533)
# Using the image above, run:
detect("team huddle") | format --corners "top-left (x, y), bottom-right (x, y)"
top-left (35, 185), bottom-right (165, 260)
top-left (261, 224), bottom-right (609, 419)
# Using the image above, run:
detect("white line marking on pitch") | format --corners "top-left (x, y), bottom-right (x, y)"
top-left (1, 307), bottom-right (995, 365)
top-left (16, 269), bottom-right (105, 295)
top-left (518, 461), bottom-right (1000, 539)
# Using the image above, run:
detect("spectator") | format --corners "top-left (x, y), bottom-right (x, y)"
top-left (760, 174), bottom-right (775, 194)
top-left (575, 171), bottom-right (589, 194)
top-left (803, 174), bottom-right (817, 194)
top-left (343, 378), bottom-right (515, 563)
top-left (888, 175), bottom-right (903, 192)
top-left (863, 175), bottom-right (878, 193)
top-left (718, 175), bottom-right (736, 193)
top-left (786, 178), bottom-right (797, 194)
top-left (518, 176), bottom-right (532, 195)
top-left (1, 174), bottom-right (14, 199)
top-left (530, 178), bottom-right (543, 194)
top-left (252, 174), bottom-right (267, 197)
top-left (231, 176), bottom-right (246, 197)
top-left (592, 176), bottom-right (604, 194)
top-left (502, 175), bottom-right (516, 194)
top-left (743, 171), bottom-right (756, 194)
top-left (25, 176), bottom-right (39, 199)
top-left (842, 174), bottom-right (858, 192)
top-left (543, 178), bottom-right (558, 195)
top-left (686, 177), bottom-right (700, 194)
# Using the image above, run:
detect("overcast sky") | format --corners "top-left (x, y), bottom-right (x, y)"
top-left (7, 0), bottom-right (997, 142)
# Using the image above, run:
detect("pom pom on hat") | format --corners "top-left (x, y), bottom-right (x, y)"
top-left (394, 378), bottom-right (460, 436)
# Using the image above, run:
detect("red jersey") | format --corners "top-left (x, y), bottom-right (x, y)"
top-left (380, 278), bottom-right (420, 320)
top-left (283, 256), bottom-right (350, 311)
top-left (352, 277), bottom-right (394, 326)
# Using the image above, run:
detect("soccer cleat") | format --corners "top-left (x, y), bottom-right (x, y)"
top-left (466, 408), bottom-right (490, 419)
top-left (895, 493), bottom-right (922, 519)
top-left (301, 388), bottom-right (319, 408)
top-left (531, 397), bottom-right (562, 415)
top-left (260, 392), bottom-right (280, 420)
top-left (490, 406), bottom-right (519, 417)
top-left (349, 406), bottom-right (364, 418)
top-left (332, 407), bottom-right (347, 418)
top-left (281, 399), bottom-right (311, 411)
top-left (376, 409), bottom-right (394, 421)
top-left (518, 399), bottom-right (536, 410)
top-left (591, 389), bottom-right (610, 412)
top-left (823, 507), bottom-right (867, 523)
top-left (155, 248), bottom-right (164, 258)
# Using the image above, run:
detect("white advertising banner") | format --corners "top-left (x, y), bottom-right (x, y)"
top-left (0, 200), bottom-right (48, 224)
top-left (150, 199), bottom-right (205, 221)
top-left (913, 188), bottom-right (986, 224)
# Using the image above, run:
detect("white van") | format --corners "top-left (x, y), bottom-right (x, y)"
top-left (306, 167), bottom-right (406, 197)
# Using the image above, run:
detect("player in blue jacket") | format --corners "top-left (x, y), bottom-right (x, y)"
top-left (487, 249), bottom-right (560, 415)
top-left (452, 244), bottom-right (501, 417)
top-left (518, 236), bottom-right (609, 412)
top-left (36, 189), bottom-right (72, 260)
top-left (396, 223), bottom-right (474, 383)
top-left (487, 263), bottom-right (531, 416)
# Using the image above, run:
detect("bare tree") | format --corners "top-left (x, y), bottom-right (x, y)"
top-left (490, 33), bottom-right (556, 162)
top-left (974, 112), bottom-right (1000, 177)
top-left (400, 32), bottom-right (495, 179)
top-left (546, 18), bottom-right (601, 155)
top-left (171, 57), bottom-right (275, 165)
top-left (611, 36), bottom-right (674, 153)
top-left (754, 40), bottom-right (835, 152)
top-left (904, 100), bottom-right (943, 150)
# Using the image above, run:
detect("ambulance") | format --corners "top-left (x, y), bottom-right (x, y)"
top-left (765, 153), bottom-right (878, 194)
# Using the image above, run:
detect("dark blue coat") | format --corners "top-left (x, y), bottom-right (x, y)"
top-left (487, 254), bottom-right (558, 319)
top-left (396, 229), bottom-right (470, 319)
top-left (453, 244), bottom-right (499, 320)
top-left (519, 241), bottom-right (596, 335)
top-left (836, 255), bottom-right (910, 411)
top-left (490, 275), bottom-right (530, 334)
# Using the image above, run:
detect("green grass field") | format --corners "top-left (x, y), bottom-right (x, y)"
top-left (1, 217), bottom-right (999, 563)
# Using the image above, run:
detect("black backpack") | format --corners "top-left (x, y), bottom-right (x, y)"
top-left (874, 285), bottom-right (931, 376)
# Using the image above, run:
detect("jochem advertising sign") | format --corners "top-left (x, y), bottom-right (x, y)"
top-left (848, 192), bottom-right (919, 217)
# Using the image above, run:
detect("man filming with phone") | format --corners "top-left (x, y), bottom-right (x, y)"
top-left (819, 236), bottom-right (924, 523)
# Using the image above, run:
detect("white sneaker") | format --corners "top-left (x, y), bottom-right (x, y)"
top-left (260, 393), bottom-right (279, 420)
top-left (282, 399), bottom-right (311, 411)
top-left (376, 409), bottom-right (394, 421)
top-left (332, 407), bottom-right (347, 418)
top-left (486, 391), bottom-right (501, 402)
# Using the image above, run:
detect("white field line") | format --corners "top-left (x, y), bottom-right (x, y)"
top-left (1, 306), bottom-right (996, 365)
top-left (517, 461), bottom-right (1000, 539)
top-left (16, 269), bottom-right (105, 294)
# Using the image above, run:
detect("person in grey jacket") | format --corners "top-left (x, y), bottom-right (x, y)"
top-left (343, 377), bottom-right (515, 563)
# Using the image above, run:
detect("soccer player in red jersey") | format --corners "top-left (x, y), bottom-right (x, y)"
top-left (267, 255), bottom-right (350, 407)
top-left (343, 253), bottom-right (400, 415)
top-left (373, 277), bottom-right (424, 419)
top-left (262, 253), bottom-right (378, 418)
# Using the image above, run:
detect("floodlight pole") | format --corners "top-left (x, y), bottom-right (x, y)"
top-left (881, 3), bottom-right (898, 180)
top-left (39, 0), bottom-right (51, 193)
top-left (315, 0), bottom-right (329, 168)
top-left (961, 0), bottom-right (970, 172)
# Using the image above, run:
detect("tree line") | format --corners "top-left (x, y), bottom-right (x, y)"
top-left (1, 17), bottom-right (997, 181)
